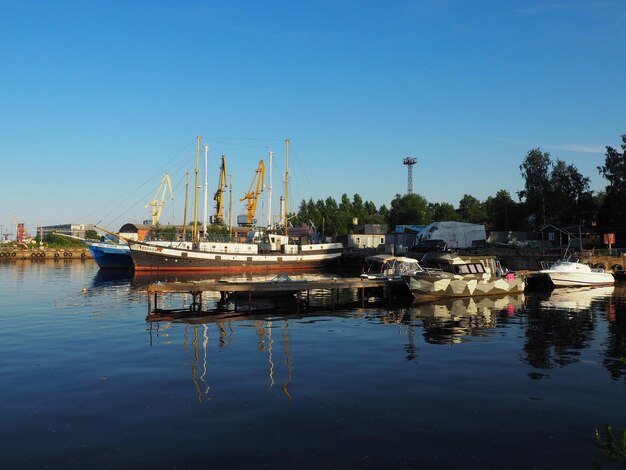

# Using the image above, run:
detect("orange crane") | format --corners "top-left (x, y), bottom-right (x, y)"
top-left (239, 160), bottom-right (265, 226)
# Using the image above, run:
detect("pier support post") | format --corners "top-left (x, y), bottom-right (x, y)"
top-left (190, 291), bottom-right (201, 312)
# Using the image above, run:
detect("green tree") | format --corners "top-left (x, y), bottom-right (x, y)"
top-left (429, 202), bottom-right (458, 221)
top-left (85, 229), bottom-right (99, 240)
top-left (457, 194), bottom-right (486, 223)
top-left (322, 196), bottom-right (341, 236)
top-left (362, 200), bottom-right (386, 224)
top-left (296, 194), bottom-right (388, 235)
top-left (352, 193), bottom-right (365, 223)
top-left (484, 190), bottom-right (520, 231)
top-left (151, 225), bottom-right (178, 240)
top-left (549, 159), bottom-right (593, 225)
top-left (519, 148), bottom-right (552, 228)
top-left (364, 201), bottom-right (377, 216)
top-left (297, 198), bottom-right (321, 228)
top-left (337, 194), bottom-right (356, 234)
top-left (205, 224), bottom-right (229, 235)
top-left (379, 204), bottom-right (389, 222)
top-left (597, 135), bottom-right (626, 230)
top-left (388, 193), bottom-right (430, 228)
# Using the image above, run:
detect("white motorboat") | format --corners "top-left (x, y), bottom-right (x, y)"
top-left (539, 259), bottom-right (614, 287)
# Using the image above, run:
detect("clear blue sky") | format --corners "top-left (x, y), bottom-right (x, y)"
top-left (1, 0), bottom-right (624, 236)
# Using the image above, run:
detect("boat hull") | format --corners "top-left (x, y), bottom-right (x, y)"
top-left (539, 260), bottom-right (615, 287)
top-left (545, 271), bottom-right (614, 287)
top-left (403, 272), bottom-right (525, 300)
top-left (128, 241), bottom-right (343, 273)
top-left (87, 242), bottom-right (133, 270)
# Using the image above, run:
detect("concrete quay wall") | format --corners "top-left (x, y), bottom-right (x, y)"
top-left (0, 248), bottom-right (92, 260)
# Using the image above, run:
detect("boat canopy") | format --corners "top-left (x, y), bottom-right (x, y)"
top-left (365, 254), bottom-right (417, 264)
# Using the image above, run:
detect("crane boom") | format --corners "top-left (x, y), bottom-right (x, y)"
top-left (239, 160), bottom-right (265, 226)
top-left (145, 172), bottom-right (174, 226)
top-left (213, 155), bottom-right (227, 225)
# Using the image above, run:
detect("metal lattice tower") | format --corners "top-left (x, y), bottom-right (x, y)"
top-left (403, 157), bottom-right (417, 194)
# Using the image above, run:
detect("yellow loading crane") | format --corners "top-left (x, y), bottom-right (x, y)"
top-left (145, 172), bottom-right (174, 226)
top-left (239, 160), bottom-right (265, 226)
top-left (212, 155), bottom-right (227, 224)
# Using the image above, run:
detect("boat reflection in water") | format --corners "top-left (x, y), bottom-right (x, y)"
top-left (407, 294), bottom-right (525, 344)
top-left (91, 269), bottom-right (134, 288)
top-left (539, 286), bottom-right (615, 311)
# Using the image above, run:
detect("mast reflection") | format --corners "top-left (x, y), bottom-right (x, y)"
top-left (179, 315), bottom-right (295, 402)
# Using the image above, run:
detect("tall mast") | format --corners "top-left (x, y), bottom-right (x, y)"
top-left (228, 174), bottom-right (233, 241)
top-left (268, 149), bottom-right (273, 228)
top-left (203, 144), bottom-right (209, 238)
top-left (192, 135), bottom-right (200, 242)
top-left (285, 138), bottom-right (289, 238)
top-left (183, 172), bottom-right (189, 241)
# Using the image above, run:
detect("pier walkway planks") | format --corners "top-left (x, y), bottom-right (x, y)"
top-left (146, 277), bottom-right (407, 321)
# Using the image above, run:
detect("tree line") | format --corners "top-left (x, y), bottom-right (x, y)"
top-left (294, 134), bottom-right (626, 235)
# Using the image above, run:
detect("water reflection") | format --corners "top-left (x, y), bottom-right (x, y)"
top-left (91, 269), bottom-right (134, 287)
top-left (83, 261), bottom-right (626, 397)
top-left (521, 288), bottom-right (612, 370)
top-left (407, 294), bottom-right (525, 345)
top-left (601, 283), bottom-right (626, 382)
top-left (156, 315), bottom-right (297, 402)
top-left (156, 295), bottom-right (533, 400)
top-left (539, 286), bottom-right (615, 311)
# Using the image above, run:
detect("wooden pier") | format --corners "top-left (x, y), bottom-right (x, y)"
top-left (146, 277), bottom-right (409, 321)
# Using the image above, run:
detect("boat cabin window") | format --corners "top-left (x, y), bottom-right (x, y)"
top-left (456, 263), bottom-right (485, 274)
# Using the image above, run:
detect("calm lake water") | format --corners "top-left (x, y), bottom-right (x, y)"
top-left (2, 259), bottom-right (626, 469)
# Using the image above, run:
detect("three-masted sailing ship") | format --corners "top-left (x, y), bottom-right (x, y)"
top-left (127, 137), bottom-right (343, 272)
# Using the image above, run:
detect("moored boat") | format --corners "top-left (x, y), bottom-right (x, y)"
top-left (127, 137), bottom-right (344, 273)
top-left (360, 254), bottom-right (420, 280)
top-left (87, 241), bottom-right (132, 269)
top-left (402, 251), bottom-right (525, 300)
top-left (538, 258), bottom-right (614, 287)
top-left (127, 232), bottom-right (343, 272)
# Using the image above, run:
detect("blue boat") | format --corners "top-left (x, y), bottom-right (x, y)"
top-left (87, 241), bottom-right (133, 269)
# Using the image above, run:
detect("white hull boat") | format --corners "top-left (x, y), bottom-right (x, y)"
top-left (539, 259), bottom-right (614, 287)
